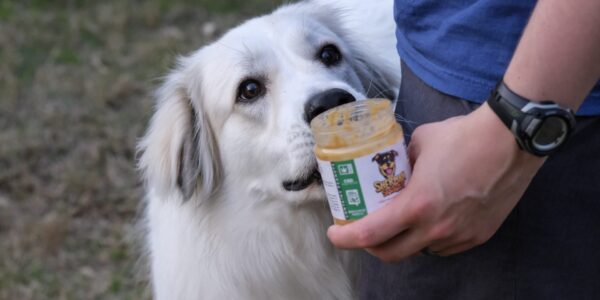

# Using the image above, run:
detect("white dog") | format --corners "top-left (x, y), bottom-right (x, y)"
top-left (138, 0), bottom-right (401, 299)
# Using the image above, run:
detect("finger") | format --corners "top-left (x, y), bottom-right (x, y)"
top-left (407, 144), bottom-right (418, 167)
top-left (366, 246), bottom-right (422, 260)
top-left (433, 241), bottom-right (477, 257)
top-left (424, 236), bottom-right (461, 253)
top-left (406, 123), bottom-right (434, 166)
top-left (327, 189), bottom-right (419, 249)
top-left (443, 115), bottom-right (465, 123)
top-left (420, 228), bottom-right (476, 256)
top-left (406, 132), bottom-right (422, 165)
top-left (365, 227), bottom-right (430, 262)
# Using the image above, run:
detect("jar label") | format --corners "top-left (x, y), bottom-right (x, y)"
top-left (317, 140), bottom-right (411, 221)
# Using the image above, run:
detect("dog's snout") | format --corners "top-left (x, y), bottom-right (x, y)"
top-left (304, 89), bottom-right (356, 123)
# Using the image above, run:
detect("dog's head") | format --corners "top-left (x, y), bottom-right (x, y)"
top-left (138, 2), bottom-right (400, 205)
top-left (372, 150), bottom-right (399, 179)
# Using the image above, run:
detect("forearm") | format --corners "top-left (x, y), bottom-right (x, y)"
top-left (504, 0), bottom-right (600, 110)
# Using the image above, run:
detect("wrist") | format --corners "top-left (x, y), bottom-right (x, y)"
top-left (471, 103), bottom-right (546, 165)
top-left (485, 81), bottom-right (576, 157)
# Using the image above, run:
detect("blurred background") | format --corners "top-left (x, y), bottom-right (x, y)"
top-left (0, 0), bottom-right (281, 298)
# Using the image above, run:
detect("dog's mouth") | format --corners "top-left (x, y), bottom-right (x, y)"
top-left (282, 169), bottom-right (322, 192)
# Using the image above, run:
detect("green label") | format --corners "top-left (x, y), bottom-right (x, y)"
top-left (330, 160), bottom-right (367, 220)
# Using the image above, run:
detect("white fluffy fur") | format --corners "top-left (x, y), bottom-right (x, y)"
top-left (138, 0), bottom-right (401, 299)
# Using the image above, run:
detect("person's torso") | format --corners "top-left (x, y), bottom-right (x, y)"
top-left (394, 0), bottom-right (600, 116)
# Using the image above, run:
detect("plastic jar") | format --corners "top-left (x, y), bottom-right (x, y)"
top-left (310, 99), bottom-right (411, 225)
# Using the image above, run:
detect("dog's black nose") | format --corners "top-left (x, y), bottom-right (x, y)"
top-left (304, 89), bottom-right (356, 123)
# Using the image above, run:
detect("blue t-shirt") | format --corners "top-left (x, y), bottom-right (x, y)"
top-left (394, 0), bottom-right (600, 116)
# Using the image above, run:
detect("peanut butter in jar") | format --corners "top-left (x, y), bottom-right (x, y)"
top-left (310, 99), bottom-right (411, 225)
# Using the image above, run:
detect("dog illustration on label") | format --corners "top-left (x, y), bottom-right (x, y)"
top-left (372, 150), bottom-right (406, 197)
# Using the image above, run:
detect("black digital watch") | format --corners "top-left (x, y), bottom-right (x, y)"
top-left (486, 81), bottom-right (576, 157)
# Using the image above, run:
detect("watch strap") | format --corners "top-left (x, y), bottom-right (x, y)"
top-left (486, 80), bottom-right (577, 157)
top-left (487, 81), bottom-right (528, 129)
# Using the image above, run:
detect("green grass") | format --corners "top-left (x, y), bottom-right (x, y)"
top-left (0, 1), bottom-right (12, 20)
top-left (0, 1), bottom-right (284, 299)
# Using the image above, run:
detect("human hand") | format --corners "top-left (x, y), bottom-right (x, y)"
top-left (327, 103), bottom-right (546, 260)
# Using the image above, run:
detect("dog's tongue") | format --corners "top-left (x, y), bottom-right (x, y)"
top-left (385, 168), bottom-right (393, 176)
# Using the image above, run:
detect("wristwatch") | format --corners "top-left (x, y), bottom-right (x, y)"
top-left (486, 81), bottom-right (576, 157)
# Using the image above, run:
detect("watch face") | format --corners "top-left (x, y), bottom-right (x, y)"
top-left (532, 116), bottom-right (568, 151)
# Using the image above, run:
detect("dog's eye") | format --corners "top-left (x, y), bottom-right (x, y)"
top-left (237, 79), bottom-right (264, 103)
top-left (318, 44), bottom-right (342, 67)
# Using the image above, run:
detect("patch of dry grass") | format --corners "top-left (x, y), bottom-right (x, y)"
top-left (0, 0), bottom-right (281, 298)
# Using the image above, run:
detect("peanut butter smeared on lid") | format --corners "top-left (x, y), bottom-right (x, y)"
top-left (311, 99), bottom-right (403, 161)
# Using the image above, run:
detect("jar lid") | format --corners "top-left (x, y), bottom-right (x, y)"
top-left (310, 99), bottom-right (397, 148)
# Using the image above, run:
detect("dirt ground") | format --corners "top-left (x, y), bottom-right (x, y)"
top-left (0, 1), bottom-right (280, 299)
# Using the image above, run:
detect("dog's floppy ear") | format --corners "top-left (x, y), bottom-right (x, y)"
top-left (138, 62), bottom-right (221, 201)
top-left (372, 154), bottom-right (381, 163)
top-left (391, 150), bottom-right (399, 157)
top-left (347, 50), bottom-right (400, 101)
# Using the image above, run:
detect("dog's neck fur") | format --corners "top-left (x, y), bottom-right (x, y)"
top-left (146, 186), bottom-right (356, 300)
